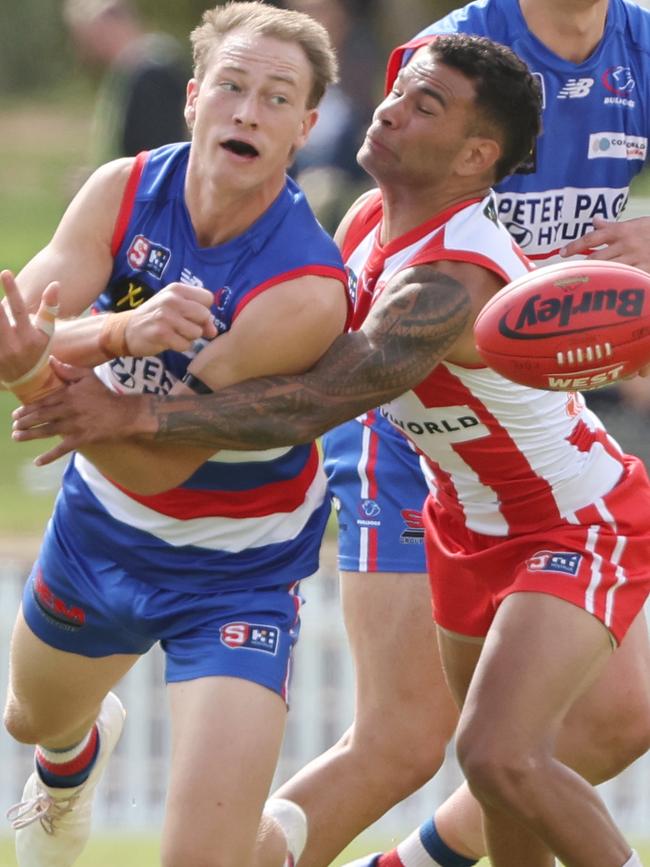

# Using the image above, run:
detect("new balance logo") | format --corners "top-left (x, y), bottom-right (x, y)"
top-left (557, 78), bottom-right (594, 99)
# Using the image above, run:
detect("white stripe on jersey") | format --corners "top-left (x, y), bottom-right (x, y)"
top-left (75, 454), bottom-right (327, 551)
top-left (345, 233), bottom-right (375, 286)
top-left (605, 536), bottom-right (627, 628)
top-left (207, 446), bottom-right (293, 464)
top-left (594, 496), bottom-right (616, 525)
top-left (358, 527), bottom-right (369, 573)
top-left (357, 423), bottom-right (373, 571)
top-left (584, 526), bottom-right (604, 615)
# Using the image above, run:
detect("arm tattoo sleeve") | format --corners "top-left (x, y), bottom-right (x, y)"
top-left (153, 264), bottom-right (471, 449)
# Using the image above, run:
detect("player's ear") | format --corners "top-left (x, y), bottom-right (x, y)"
top-left (185, 79), bottom-right (199, 131)
top-left (299, 108), bottom-right (319, 143)
top-left (455, 136), bottom-right (502, 179)
top-left (287, 109), bottom-right (319, 165)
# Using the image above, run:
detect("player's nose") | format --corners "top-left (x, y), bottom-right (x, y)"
top-left (233, 93), bottom-right (260, 128)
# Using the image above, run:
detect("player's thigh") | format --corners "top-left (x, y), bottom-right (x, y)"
top-left (556, 607), bottom-right (650, 780)
top-left (435, 625), bottom-right (484, 709)
top-left (6, 606), bottom-right (138, 742)
top-left (341, 570), bottom-right (457, 732)
top-left (460, 593), bottom-right (614, 751)
top-left (163, 675), bottom-right (287, 862)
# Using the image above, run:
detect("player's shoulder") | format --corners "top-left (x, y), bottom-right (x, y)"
top-left (250, 177), bottom-right (344, 275)
top-left (613, 0), bottom-right (650, 54)
top-left (75, 157), bottom-right (135, 212)
top-left (335, 188), bottom-right (382, 249)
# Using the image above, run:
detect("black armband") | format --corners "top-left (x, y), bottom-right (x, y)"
top-left (181, 372), bottom-right (213, 394)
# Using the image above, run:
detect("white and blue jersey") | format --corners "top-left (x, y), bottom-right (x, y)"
top-left (25, 143), bottom-right (349, 692)
top-left (387, 0), bottom-right (650, 260)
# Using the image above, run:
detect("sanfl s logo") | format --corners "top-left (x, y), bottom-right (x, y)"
top-left (557, 78), bottom-right (594, 99)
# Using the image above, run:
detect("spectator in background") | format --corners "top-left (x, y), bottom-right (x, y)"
top-left (282, 0), bottom-right (380, 231)
top-left (63, 0), bottom-right (189, 169)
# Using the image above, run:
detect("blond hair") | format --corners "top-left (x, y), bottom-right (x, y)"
top-left (190, 1), bottom-right (338, 108)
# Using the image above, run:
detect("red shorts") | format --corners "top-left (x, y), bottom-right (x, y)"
top-left (424, 456), bottom-right (650, 645)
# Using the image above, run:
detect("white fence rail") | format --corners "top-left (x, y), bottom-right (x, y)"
top-left (0, 556), bottom-right (649, 840)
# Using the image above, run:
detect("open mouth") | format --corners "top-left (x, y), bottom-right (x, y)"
top-left (221, 139), bottom-right (260, 158)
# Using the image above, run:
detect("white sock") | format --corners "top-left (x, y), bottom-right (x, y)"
top-left (394, 817), bottom-right (478, 867)
top-left (263, 798), bottom-right (308, 867)
top-left (397, 826), bottom-right (441, 867)
top-left (622, 851), bottom-right (643, 867)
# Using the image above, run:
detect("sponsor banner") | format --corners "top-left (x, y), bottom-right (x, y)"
top-left (588, 132), bottom-right (647, 160)
top-left (496, 186), bottom-right (629, 256)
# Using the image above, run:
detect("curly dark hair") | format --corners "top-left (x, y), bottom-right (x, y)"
top-left (427, 33), bottom-right (542, 183)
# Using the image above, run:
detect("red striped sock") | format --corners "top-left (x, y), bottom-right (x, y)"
top-left (378, 852), bottom-right (405, 867)
top-left (36, 725), bottom-right (99, 789)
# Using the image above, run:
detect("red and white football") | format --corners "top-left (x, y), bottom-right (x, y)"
top-left (473, 259), bottom-right (650, 391)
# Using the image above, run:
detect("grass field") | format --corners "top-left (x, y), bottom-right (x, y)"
top-left (0, 391), bottom-right (60, 541)
top-left (0, 94), bottom-right (91, 541)
top-left (0, 833), bottom-right (648, 866)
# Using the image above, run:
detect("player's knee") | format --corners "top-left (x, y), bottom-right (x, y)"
top-left (562, 682), bottom-right (650, 782)
top-left (624, 700), bottom-right (650, 764)
top-left (3, 699), bottom-right (41, 745)
top-left (348, 708), bottom-right (453, 792)
top-left (3, 693), bottom-right (71, 745)
top-left (586, 699), bottom-right (650, 780)
top-left (456, 724), bottom-right (546, 813)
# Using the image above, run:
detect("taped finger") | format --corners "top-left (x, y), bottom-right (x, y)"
top-left (32, 302), bottom-right (59, 337)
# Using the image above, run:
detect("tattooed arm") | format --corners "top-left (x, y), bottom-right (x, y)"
top-left (13, 263), bottom-right (472, 462)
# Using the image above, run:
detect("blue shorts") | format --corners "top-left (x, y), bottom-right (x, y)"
top-left (323, 412), bottom-right (429, 573)
top-left (22, 524), bottom-right (304, 700)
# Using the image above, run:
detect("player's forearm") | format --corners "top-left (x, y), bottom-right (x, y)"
top-left (53, 314), bottom-right (124, 367)
top-left (151, 368), bottom-right (364, 449)
top-left (148, 270), bottom-right (472, 450)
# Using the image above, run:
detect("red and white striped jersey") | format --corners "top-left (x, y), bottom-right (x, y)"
top-left (343, 190), bottom-right (627, 537)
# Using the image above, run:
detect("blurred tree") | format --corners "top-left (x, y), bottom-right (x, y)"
top-left (0, 0), bottom-right (69, 94)
top-left (0, 0), bottom-right (213, 97)
top-left (136, 0), bottom-right (221, 40)
top-left (0, 0), bottom-right (464, 98)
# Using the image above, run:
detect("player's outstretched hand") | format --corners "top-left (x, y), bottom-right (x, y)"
top-left (0, 270), bottom-right (59, 385)
top-left (12, 357), bottom-right (147, 465)
top-left (560, 216), bottom-right (650, 272)
top-left (125, 282), bottom-right (218, 356)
